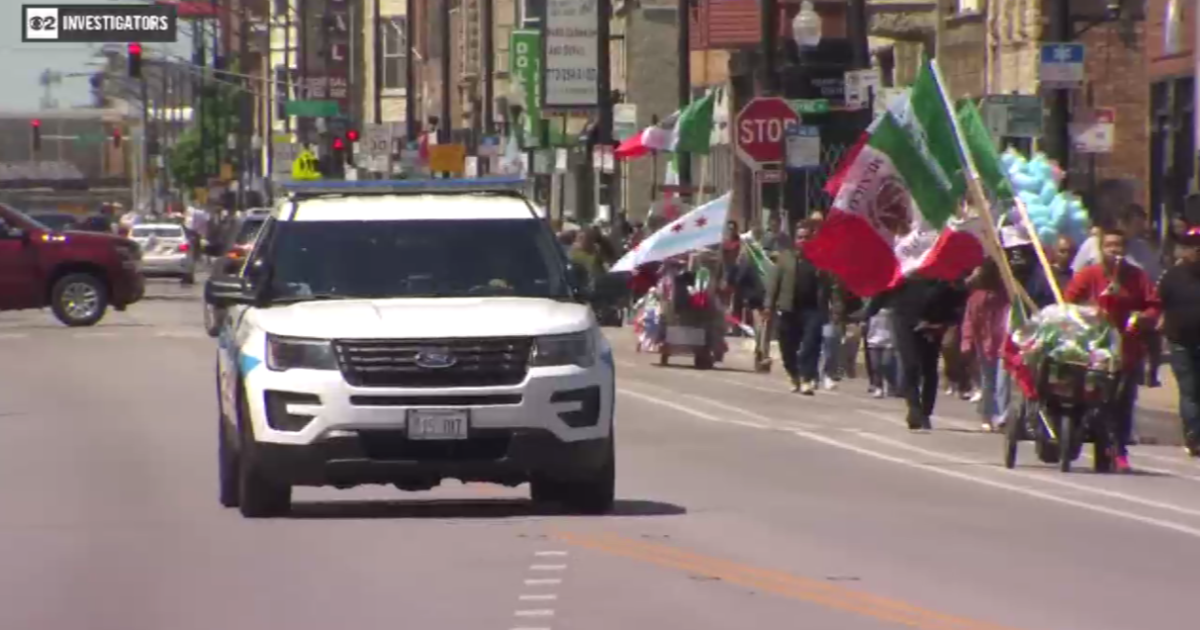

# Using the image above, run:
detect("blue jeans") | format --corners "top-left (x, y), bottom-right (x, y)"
top-left (778, 309), bottom-right (825, 382)
top-left (867, 346), bottom-right (897, 391)
top-left (821, 323), bottom-right (844, 379)
top-left (978, 357), bottom-right (1011, 423)
top-left (1168, 342), bottom-right (1200, 442)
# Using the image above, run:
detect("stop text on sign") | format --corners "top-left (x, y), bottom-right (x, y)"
top-left (739, 118), bottom-right (787, 145)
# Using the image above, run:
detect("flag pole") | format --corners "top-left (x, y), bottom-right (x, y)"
top-left (930, 60), bottom-right (1038, 312)
top-left (1012, 198), bottom-right (1067, 305)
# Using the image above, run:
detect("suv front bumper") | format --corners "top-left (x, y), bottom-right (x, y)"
top-left (241, 362), bottom-right (615, 486)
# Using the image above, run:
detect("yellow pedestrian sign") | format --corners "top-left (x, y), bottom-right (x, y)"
top-left (292, 150), bottom-right (321, 180)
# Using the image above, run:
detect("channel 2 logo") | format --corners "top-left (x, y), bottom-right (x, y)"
top-left (25, 7), bottom-right (61, 41)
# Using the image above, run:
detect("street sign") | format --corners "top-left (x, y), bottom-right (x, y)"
top-left (981, 94), bottom-right (1044, 138)
top-left (844, 69), bottom-right (881, 110)
top-left (735, 96), bottom-right (799, 168)
top-left (284, 100), bottom-right (340, 117)
top-left (1070, 107), bottom-right (1116, 154)
top-left (361, 124), bottom-right (392, 157)
top-left (1040, 43), bottom-right (1085, 89)
top-left (785, 123), bottom-right (821, 170)
top-left (788, 99), bottom-right (830, 115)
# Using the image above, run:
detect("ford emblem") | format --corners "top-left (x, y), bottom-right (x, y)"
top-left (415, 349), bottom-right (457, 369)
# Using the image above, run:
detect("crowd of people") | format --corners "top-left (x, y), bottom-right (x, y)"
top-left (600, 199), bottom-right (1200, 473)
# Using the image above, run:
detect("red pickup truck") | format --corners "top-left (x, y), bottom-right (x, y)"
top-left (0, 202), bottom-right (144, 326)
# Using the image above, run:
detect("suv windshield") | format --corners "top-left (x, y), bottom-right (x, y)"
top-left (267, 218), bottom-right (570, 300)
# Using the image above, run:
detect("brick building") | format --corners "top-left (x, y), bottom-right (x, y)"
top-left (1145, 0), bottom-right (1196, 227)
top-left (937, 0), bottom-right (1148, 210)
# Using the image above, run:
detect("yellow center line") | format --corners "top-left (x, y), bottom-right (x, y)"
top-left (552, 531), bottom-right (1023, 630)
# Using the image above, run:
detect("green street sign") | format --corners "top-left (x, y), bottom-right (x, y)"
top-left (510, 30), bottom-right (543, 148)
top-left (77, 132), bottom-right (105, 146)
top-left (284, 100), bottom-right (340, 117)
top-left (788, 99), bottom-right (830, 115)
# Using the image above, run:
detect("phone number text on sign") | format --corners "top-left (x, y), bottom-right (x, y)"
top-left (543, 0), bottom-right (601, 109)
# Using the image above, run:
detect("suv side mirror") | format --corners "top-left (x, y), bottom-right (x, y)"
top-left (204, 276), bottom-right (255, 308)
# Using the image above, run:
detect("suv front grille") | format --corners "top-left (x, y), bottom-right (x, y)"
top-left (333, 337), bottom-right (532, 388)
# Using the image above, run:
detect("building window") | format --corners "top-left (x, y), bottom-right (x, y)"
top-left (957, 0), bottom-right (982, 13)
top-left (383, 16), bottom-right (407, 90)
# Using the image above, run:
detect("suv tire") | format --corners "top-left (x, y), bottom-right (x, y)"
top-left (218, 418), bottom-right (240, 507)
top-left (531, 439), bottom-right (615, 515)
top-left (235, 387), bottom-right (291, 518)
top-left (203, 304), bottom-right (222, 337)
top-left (50, 273), bottom-right (109, 327)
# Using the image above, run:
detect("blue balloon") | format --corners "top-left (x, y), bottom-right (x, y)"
top-left (1011, 173), bottom-right (1042, 192)
top-left (1038, 227), bottom-right (1058, 245)
top-left (1017, 191), bottom-right (1041, 208)
top-left (1038, 180), bottom-right (1058, 204)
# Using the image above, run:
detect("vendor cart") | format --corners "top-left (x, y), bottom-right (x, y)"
top-left (657, 254), bottom-right (727, 370)
top-left (1003, 357), bottom-right (1124, 473)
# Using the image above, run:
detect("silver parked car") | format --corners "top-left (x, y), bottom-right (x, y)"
top-left (129, 223), bottom-right (196, 284)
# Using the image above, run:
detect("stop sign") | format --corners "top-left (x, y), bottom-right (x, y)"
top-left (735, 97), bottom-right (800, 167)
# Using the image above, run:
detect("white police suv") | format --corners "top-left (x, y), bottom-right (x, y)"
top-left (205, 178), bottom-right (615, 518)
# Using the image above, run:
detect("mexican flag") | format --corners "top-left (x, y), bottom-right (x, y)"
top-left (740, 231), bottom-right (775, 282)
top-left (1001, 299), bottom-right (1037, 398)
top-left (615, 90), bottom-right (716, 159)
top-left (957, 100), bottom-right (1014, 204)
top-left (803, 111), bottom-right (986, 297)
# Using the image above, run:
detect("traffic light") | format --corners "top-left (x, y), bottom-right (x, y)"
top-left (30, 119), bottom-right (41, 153)
top-left (345, 129), bottom-right (359, 143)
top-left (112, 128), bottom-right (122, 148)
top-left (127, 42), bottom-right (142, 78)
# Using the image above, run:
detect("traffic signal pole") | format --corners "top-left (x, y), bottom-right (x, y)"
top-left (141, 63), bottom-right (154, 215)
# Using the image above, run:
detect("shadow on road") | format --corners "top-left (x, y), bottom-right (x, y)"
top-left (141, 294), bottom-right (201, 302)
top-left (285, 498), bottom-right (687, 520)
top-left (652, 363), bottom-right (752, 374)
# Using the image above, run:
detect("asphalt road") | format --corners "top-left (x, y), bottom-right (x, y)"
top-left (2, 284), bottom-right (1199, 630)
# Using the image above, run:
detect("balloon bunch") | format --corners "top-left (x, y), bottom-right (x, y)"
top-left (998, 149), bottom-right (1090, 246)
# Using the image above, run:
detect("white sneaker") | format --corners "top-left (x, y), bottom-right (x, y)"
top-left (969, 390), bottom-right (983, 403)
top-left (822, 376), bottom-right (838, 391)
top-left (871, 388), bottom-right (884, 399)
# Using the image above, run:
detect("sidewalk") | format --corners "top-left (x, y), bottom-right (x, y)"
top-left (725, 336), bottom-right (1179, 414)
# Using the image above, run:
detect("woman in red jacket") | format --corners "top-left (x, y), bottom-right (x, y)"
top-left (1064, 226), bottom-right (1161, 472)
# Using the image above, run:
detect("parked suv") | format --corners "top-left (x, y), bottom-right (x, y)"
top-left (205, 178), bottom-right (616, 518)
top-left (0, 203), bottom-right (144, 326)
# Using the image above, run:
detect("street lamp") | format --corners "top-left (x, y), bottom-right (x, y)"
top-left (792, 1), bottom-right (822, 48)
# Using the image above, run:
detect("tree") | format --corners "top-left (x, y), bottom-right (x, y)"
top-left (167, 79), bottom-right (242, 190)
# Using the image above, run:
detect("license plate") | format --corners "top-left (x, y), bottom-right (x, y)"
top-left (406, 409), bottom-right (470, 440)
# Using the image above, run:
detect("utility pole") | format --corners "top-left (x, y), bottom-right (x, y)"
top-left (676, 0), bottom-right (691, 196)
top-left (482, 0), bottom-right (495, 135)
top-left (299, 0), bottom-right (309, 145)
top-left (211, 0), bottom-right (222, 172)
top-left (440, 0), bottom-right (452, 143)
top-left (760, 0), bottom-right (779, 94)
top-left (373, 0), bottom-right (383, 124)
top-left (405, 0), bottom-right (416, 139)
top-left (141, 65), bottom-right (154, 215)
top-left (238, 3), bottom-right (250, 211)
top-left (283, 0), bottom-right (291, 133)
top-left (846, 0), bottom-right (870, 69)
top-left (1048, 0), bottom-right (1073, 176)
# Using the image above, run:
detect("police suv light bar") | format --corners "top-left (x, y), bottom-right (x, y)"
top-left (281, 177), bottom-right (530, 197)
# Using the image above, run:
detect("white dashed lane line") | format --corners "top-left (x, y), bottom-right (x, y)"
top-left (511, 550), bottom-right (568, 630)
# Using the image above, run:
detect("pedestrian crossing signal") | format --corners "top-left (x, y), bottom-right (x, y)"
top-left (31, 119), bottom-right (41, 153)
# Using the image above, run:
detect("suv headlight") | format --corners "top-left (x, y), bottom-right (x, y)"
top-left (530, 331), bottom-right (596, 368)
top-left (265, 334), bottom-right (339, 371)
